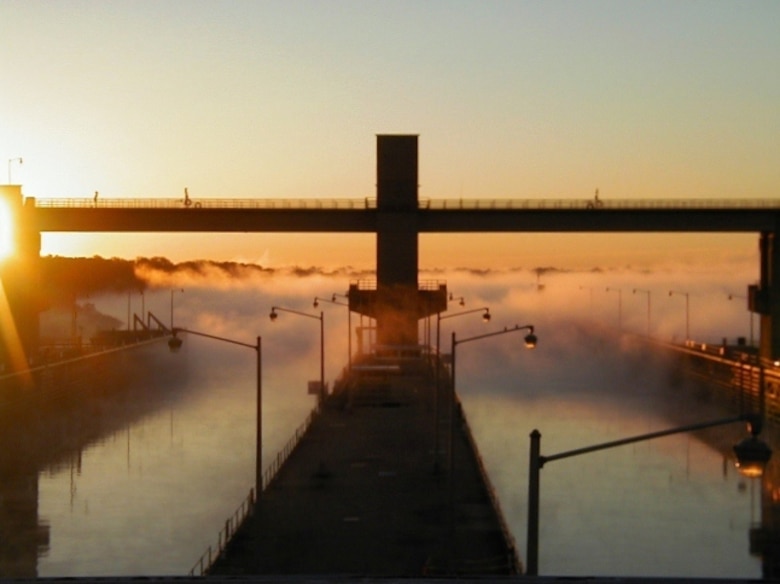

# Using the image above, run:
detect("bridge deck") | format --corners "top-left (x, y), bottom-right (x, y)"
top-left (209, 356), bottom-right (518, 577)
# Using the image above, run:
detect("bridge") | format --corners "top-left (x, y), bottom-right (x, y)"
top-left (3, 136), bottom-right (780, 370)
top-left (2, 136), bottom-right (780, 577)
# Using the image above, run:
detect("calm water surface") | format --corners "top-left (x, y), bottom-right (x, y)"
top-left (18, 321), bottom-right (768, 577)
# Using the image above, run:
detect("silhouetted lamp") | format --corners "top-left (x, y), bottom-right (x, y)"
top-left (168, 332), bottom-right (183, 352)
top-left (268, 305), bottom-right (325, 404)
top-left (523, 327), bottom-right (538, 348)
top-left (525, 412), bottom-right (772, 575)
top-left (733, 415), bottom-right (773, 477)
top-left (166, 327), bottom-right (263, 501)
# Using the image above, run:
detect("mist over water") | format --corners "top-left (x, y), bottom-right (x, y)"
top-left (34, 260), bottom-right (763, 577)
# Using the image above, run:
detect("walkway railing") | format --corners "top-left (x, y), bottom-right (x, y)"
top-left (32, 196), bottom-right (780, 211)
top-left (187, 406), bottom-right (319, 576)
top-left (455, 393), bottom-right (522, 574)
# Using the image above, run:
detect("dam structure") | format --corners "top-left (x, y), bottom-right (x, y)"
top-left (3, 135), bottom-right (780, 575)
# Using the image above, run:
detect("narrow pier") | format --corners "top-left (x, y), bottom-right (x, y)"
top-left (210, 352), bottom-right (520, 576)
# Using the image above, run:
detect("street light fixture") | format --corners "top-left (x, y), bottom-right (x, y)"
top-left (170, 288), bottom-right (184, 330)
top-left (314, 295), bottom-right (351, 371)
top-left (432, 306), bottom-right (491, 472)
top-left (605, 287), bottom-right (622, 331)
top-left (669, 290), bottom-right (690, 341)
top-left (525, 412), bottom-right (771, 575)
top-left (728, 293), bottom-right (754, 349)
top-left (269, 306), bottom-right (325, 404)
top-left (449, 324), bottom-right (537, 470)
top-left (449, 293), bottom-right (466, 307)
top-left (632, 288), bottom-right (651, 337)
top-left (167, 328), bottom-right (263, 500)
top-left (7, 157), bottom-right (22, 184)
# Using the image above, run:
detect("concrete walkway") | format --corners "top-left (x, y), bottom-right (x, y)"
top-left (210, 356), bottom-right (519, 577)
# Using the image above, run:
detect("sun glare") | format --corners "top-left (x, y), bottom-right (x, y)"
top-left (0, 199), bottom-right (14, 260)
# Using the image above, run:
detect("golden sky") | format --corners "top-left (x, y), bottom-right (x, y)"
top-left (2, 1), bottom-right (778, 269)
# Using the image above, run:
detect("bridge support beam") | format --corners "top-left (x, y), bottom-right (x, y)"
top-left (750, 231), bottom-right (780, 362)
top-left (375, 135), bottom-right (421, 349)
top-left (0, 185), bottom-right (41, 372)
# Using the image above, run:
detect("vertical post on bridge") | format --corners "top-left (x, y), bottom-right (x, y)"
top-left (375, 135), bottom-right (420, 350)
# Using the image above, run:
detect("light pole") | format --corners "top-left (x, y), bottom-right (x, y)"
top-left (632, 288), bottom-right (651, 337)
top-left (728, 293), bottom-right (754, 349)
top-left (433, 307), bottom-right (491, 472)
top-left (525, 413), bottom-right (771, 575)
top-left (605, 287), bottom-right (622, 331)
top-left (7, 157), bottom-right (22, 184)
top-left (449, 293), bottom-right (466, 307)
top-left (270, 306), bottom-right (325, 404)
top-left (167, 328), bottom-right (263, 500)
top-left (314, 294), bottom-right (351, 371)
top-left (579, 285), bottom-right (594, 317)
top-left (450, 324), bottom-right (537, 472)
top-left (170, 288), bottom-right (184, 330)
top-left (669, 290), bottom-right (690, 341)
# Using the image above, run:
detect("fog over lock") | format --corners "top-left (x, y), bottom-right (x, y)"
top-left (33, 255), bottom-right (764, 577)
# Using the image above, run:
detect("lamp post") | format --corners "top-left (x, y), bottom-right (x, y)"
top-left (632, 288), bottom-right (651, 337)
top-left (314, 294), bottom-right (351, 371)
top-left (167, 328), bottom-right (263, 500)
top-left (579, 286), bottom-right (594, 317)
top-left (525, 412), bottom-right (771, 575)
top-left (450, 324), bottom-right (537, 472)
top-left (170, 288), bottom-right (184, 330)
top-left (669, 290), bottom-right (690, 341)
top-left (7, 157), bottom-right (22, 184)
top-left (449, 293), bottom-right (466, 307)
top-left (728, 293), bottom-right (754, 349)
top-left (270, 306), bottom-right (325, 404)
top-left (605, 287), bottom-right (622, 331)
top-left (433, 307), bottom-right (491, 472)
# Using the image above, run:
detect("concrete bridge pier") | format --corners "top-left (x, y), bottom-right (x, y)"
top-left (0, 185), bottom-right (42, 372)
top-left (349, 135), bottom-right (446, 353)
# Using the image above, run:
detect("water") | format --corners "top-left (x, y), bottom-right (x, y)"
top-left (3, 267), bottom-right (771, 578)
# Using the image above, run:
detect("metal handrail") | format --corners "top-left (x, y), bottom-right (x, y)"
top-left (31, 196), bottom-right (780, 211)
top-left (188, 406), bottom-right (319, 576)
top-left (455, 393), bottom-right (522, 574)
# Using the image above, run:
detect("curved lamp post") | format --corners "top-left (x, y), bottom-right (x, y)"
top-left (7, 157), bottom-right (22, 184)
top-left (525, 412), bottom-right (772, 575)
top-left (270, 306), bottom-right (325, 404)
top-left (632, 288), bottom-right (651, 337)
top-left (728, 293), bottom-right (754, 349)
top-left (450, 324), bottom-right (537, 471)
top-left (449, 293), bottom-right (466, 307)
top-left (314, 295), bottom-right (351, 371)
top-left (167, 328), bottom-right (263, 500)
top-left (669, 289), bottom-right (690, 341)
top-left (605, 287), bottom-right (622, 332)
top-left (169, 288), bottom-right (184, 330)
top-left (432, 307), bottom-right (491, 472)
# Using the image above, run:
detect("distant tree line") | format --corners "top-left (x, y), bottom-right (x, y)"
top-left (40, 256), bottom-right (145, 306)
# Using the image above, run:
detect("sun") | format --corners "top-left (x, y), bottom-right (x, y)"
top-left (0, 198), bottom-right (14, 260)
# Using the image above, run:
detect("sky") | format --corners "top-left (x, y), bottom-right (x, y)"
top-left (2, 1), bottom-right (779, 269)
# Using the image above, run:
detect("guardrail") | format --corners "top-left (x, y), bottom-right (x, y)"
top-left (261, 408), bottom-right (317, 490)
top-left (455, 393), bottom-right (522, 574)
top-left (188, 406), bottom-right (319, 576)
top-left (31, 196), bottom-right (780, 211)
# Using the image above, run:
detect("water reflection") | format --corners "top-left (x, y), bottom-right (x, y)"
top-left (460, 323), bottom-right (767, 577)
top-left (3, 273), bottom-right (780, 577)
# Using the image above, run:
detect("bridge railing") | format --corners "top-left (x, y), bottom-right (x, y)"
top-left (188, 405), bottom-right (319, 576)
top-left (32, 196), bottom-right (780, 211)
top-left (33, 197), bottom-right (378, 209)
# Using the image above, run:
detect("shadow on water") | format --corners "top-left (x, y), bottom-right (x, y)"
top-left (0, 339), bottom-right (189, 577)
